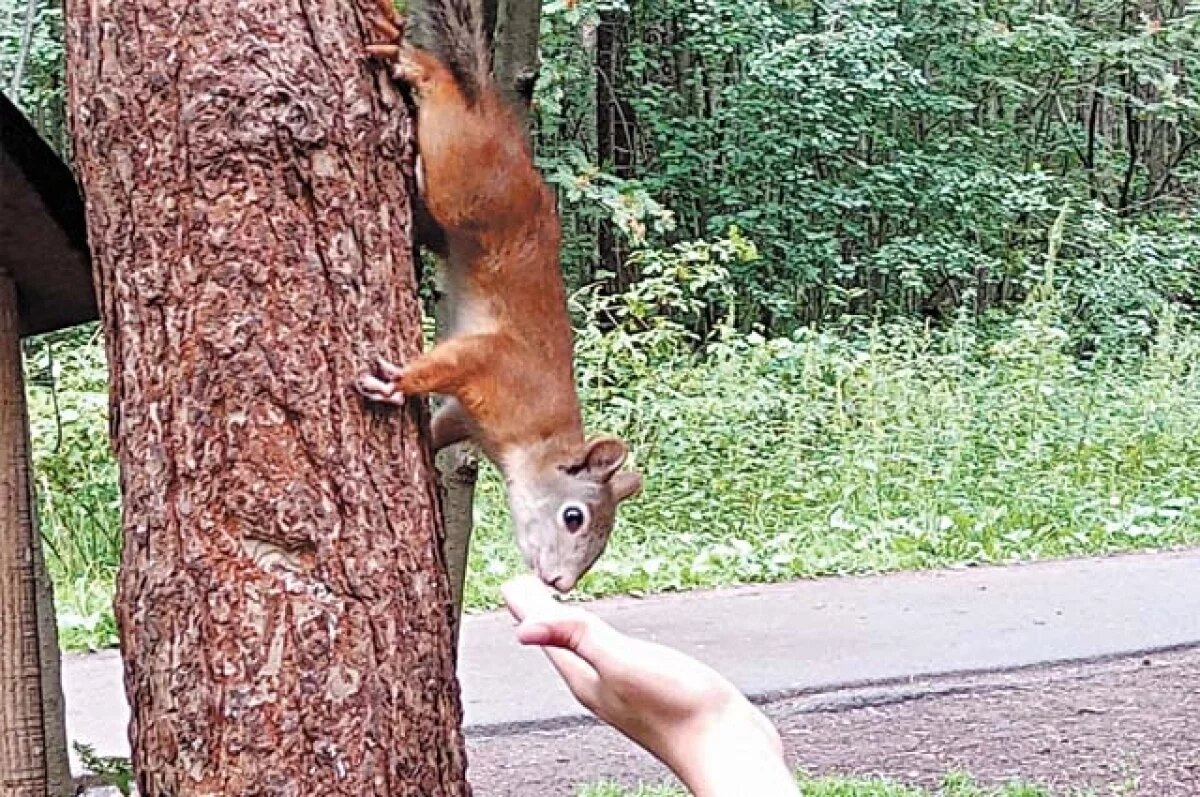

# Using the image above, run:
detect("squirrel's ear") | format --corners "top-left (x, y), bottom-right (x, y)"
top-left (569, 436), bottom-right (629, 482)
top-left (611, 470), bottom-right (643, 502)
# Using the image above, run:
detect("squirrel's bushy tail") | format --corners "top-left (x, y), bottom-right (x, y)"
top-left (414, 0), bottom-right (492, 102)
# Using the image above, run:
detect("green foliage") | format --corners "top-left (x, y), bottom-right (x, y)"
top-left (463, 253), bottom-right (1200, 610)
top-left (536, 0), bottom-right (1200, 336)
top-left (24, 326), bottom-right (120, 651)
top-left (1, 0), bottom-right (69, 152)
top-left (543, 147), bottom-right (678, 247)
top-left (74, 743), bottom-right (134, 796)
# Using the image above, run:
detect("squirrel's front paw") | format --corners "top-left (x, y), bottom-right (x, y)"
top-left (356, 357), bottom-right (406, 406)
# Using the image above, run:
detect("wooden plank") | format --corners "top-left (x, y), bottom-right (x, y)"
top-left (0, 272), bottom-right (51, 796)
top-left (0, 92), bottom-right (97, 337)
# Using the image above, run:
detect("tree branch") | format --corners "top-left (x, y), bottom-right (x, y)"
top-left (8, 0), bottom-right (38, 106)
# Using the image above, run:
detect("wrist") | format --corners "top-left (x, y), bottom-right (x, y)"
top-left (662, 707), bottom-right (796, 797)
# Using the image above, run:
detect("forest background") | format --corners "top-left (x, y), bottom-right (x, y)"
top-left (3, 0), bottom-right (1198, 651)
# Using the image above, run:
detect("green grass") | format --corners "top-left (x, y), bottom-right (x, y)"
top-left (578, 772), bottom-right (1071, 796)
top-left (26, 327), bottom-right (122, 651)
top-left (25, 314), bottom-right (1200, 650)
top-left (74, 756), bottom-right (1077, 797)
top-left (462, 314), bottom-right (1200, 610)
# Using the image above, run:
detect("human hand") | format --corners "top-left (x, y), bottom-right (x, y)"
top-left (501, 576), bottom-right (798, 797)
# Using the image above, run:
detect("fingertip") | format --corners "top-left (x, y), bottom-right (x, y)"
top-left (501, 574), bottom-right (547, 595)
top-left (501, 574), bottom-right (558, 622)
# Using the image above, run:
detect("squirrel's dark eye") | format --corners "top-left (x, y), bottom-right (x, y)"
top-left (562, 506), bottom-right (586, 533)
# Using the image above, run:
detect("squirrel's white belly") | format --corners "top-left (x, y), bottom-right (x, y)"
top-left (448, 284), bottom-right (500, 337)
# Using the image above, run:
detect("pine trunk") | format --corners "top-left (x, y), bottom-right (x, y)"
top-left (63, 1), bottom-right (471, 794)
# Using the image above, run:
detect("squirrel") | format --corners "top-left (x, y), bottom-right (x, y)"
top-left (357, 0), bottom-right (643, 592)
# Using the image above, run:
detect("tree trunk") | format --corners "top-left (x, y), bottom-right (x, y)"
top-left (0, 274), bottom-right (51, 797)
top-left (432, 280), bottom-right (479, 636)
top-left (595, 8), bottom-right (637, 291)
top-left (491, 0), bottom-right (543, 116)
top-left (64, 2), bottom-right (471, 795)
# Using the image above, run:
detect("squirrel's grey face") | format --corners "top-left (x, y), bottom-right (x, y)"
top-left (505, 437), bottom-right (643, 593)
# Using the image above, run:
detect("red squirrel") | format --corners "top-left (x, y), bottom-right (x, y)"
top-left (358, 0), bottom-right (642, 592)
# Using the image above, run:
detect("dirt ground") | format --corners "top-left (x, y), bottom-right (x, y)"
top-left (465, 645), bottom-right (1200, 796)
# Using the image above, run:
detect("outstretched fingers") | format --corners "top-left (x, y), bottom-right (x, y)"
top-left (539, 644), bottom-right (603, 713)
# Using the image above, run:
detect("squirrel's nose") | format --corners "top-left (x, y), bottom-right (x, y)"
top-left (536, 565), bottom-right (574, 593)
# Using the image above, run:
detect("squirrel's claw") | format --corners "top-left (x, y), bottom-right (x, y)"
top-left (374, 356), bottom-right (404, 380)
top-left (370, 17), bottom-right (403, 44)
top-left (356, 356), bottom-right (406, 405)
top-left (370, 0), bottom-right (406, 42)
top-left (367, 0), bottom-right (405, 62)
top-left (366, 43), bottom-right (402, 60)
top-left (375, 0), bottom-right (404, 26)
top-left (356, 373), bottom-right (406, 406)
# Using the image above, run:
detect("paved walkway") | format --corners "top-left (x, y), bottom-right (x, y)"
top-left (62, 549), bottom-right (1200, 774)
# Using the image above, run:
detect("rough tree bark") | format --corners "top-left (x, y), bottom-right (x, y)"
top-left (0, 273), bottom-right (71, 797)
top-left (64, 1), bottom-right (470, 794)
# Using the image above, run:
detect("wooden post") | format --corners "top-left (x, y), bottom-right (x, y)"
top-left (0, 271), bottom-right (65, 797)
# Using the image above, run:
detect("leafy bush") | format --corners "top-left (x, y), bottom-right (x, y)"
top-left (536, 0), bottom-right (1200, 332)
top-left (25, 327), bottom-right (120, 651)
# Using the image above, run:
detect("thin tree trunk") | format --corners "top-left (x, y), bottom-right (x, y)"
top-left (0, 272), bottom-right (68, 797)
top-left (595, 9), bottom-right (637, 291)
top-left (433, 286), bottom-right (479, 636)
top-left (8, 0), bottom-right (37, 105)
top-left (64, 2), bottom-right (470, 794)
top-left (433, 429), bottom-right (479, 635)
top-left (491, 0), bottom-right (543, 116)
top-left (481, 0), bottom-right (499, 49)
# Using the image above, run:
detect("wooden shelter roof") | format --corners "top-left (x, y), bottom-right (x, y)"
top-left (0, 91), bottom-right (96, 337)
